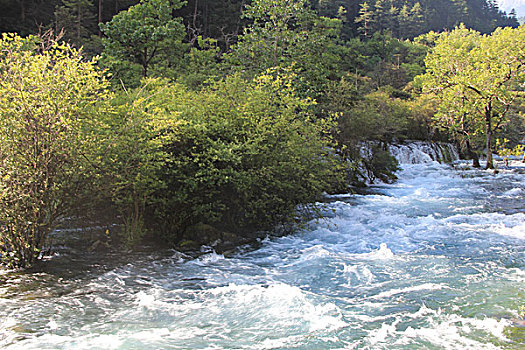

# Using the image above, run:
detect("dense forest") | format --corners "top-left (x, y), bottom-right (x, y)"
top-left (1, 0), bottom-right (524, 268)
top-left (0, 1), bottom-right (520, 43)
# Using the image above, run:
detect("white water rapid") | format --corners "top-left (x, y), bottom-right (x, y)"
top-left (0, 143), bottom-right (524, 349)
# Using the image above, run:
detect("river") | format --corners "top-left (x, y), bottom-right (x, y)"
top-left (1, 147), bottom-right (524, 349)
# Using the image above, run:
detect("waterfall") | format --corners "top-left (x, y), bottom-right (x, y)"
top-left (388, 141), bottom-right (459, 165)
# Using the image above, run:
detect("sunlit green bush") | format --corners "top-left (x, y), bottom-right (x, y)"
top-left (110, 71), bottom-right (346, 243)
top-left (0, 33), bottom-right (109, 268)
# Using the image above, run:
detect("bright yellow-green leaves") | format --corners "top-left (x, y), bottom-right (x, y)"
top-left (0, 33), bottom-right (110, 268)
top-left (0, 31), bottom-right (347, 263)
top-left (418, 24), bottom-right (525, 168)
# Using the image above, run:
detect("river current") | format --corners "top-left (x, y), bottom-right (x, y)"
top-left (1, 153), bottom-right (524, 349)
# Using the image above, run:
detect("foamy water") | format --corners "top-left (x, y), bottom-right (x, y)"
top-left (1, 161), bottom-right (524, 349)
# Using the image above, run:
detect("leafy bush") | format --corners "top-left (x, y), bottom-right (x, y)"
top-left (0, 33), bottom-right (109, 268)
top-left (94, 80), bottom-right (173, 248)
top-left (114, 72), bottom-right (346, 243)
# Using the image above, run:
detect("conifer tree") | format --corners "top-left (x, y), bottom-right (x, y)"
top-left (355, 1), bottom-right (374, 37)
top-left (397, 3), bottom-right (410, 39)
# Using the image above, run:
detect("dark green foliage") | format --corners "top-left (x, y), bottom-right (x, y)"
top-left (0, 0), bottom-right (519, 44)
top-left (53, 0), bottom-right (101, 55)
top-left (314, 0), bottom-right (519, 39)
top-left (100, 0), bottom-right (187, 85)
top-left (225, 0), bottom-right (344, 100)
top-left (154, 72), bottom-right (344, 238)
top-left (0, 1), bottom-right (139, 51)
top-left (363, 144), bottom-right (399, 183)
top-left (174, 0), bottom-right (246, 52)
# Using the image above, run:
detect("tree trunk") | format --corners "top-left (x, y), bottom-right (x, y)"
top-left (466, 139), bottom-right (480, 168)
top-left (485, 106), bottom-right (494, 169)
top-left (98, 0), bottom-right (103, 36)
top-left (472, 152), bottom-right (480, 168)
top-left (234, 0), bottom-right (245, 40)
top-left (19, 0), bottom-right (26, 22)
top-left (193, 0), bottom-right (198, 30)
top-left (485, 131), bottom-right (493, 169)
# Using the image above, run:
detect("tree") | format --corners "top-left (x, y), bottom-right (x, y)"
top-left (100, 0), bottom-right (186, 84)
top-left (416, 25), bottom-right (482, 166)
top-left (355, 1), bottom-right (374, 37)
top-left (0, 33), bottom-right (109, 268)
top-left (225, 0), bottom-right (343, 99)
top-left (419, 25), bottom-right (525, 169)
top-left (397, 4), bottom-right (411, 39)
top-left (408, 2), bottom-right (425, 38)
top-left (54, 0), bottom-right (96, 43)
top-left (53, 0), bottom-right (101, 55)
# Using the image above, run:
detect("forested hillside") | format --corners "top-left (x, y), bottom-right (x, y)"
top-left (0, 1), bottom-right (519, 45)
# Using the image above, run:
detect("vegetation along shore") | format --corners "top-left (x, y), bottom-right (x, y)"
top-left (1, 0), bottom-right (524, 268)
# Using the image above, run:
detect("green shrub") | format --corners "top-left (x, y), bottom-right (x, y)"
top-left (115, 71), bottom-right (346, 243)
top-left (0, 33), bottom-right (109, 268)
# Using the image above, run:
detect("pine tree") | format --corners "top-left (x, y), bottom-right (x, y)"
top-left (409, 2), bottom-right (425, 37)
top-left (355, 1), bottom-right (374, 37)
top-left (372, 0), bottom-right (387, 33)
top-left (386, 1), bottom-right (398, 36)
top-left (397, 3), bottom-right (410, 39)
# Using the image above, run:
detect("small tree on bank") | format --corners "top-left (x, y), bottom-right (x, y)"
top-left (0, 33), bottom-right (109, 268)
top-left (419, 25), bottom-right (525, 169)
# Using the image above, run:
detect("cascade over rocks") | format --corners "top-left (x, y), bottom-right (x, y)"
top-left (356, 141), bottom-right (460, 185)
top-left (388, 141), bottom-right (460, 164)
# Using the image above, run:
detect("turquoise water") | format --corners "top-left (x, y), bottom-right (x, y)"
top-left (1, 161), bottom-right (524, 349)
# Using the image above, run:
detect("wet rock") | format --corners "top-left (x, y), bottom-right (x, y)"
top-left (174, 223), bottom-right (268, 254)
top-left (221, 231), bottom-right (240, 244)
top-left (178, 240), bottom-right (201, 251)
top-left (182, 222), bottom-right (225, 245)
top-left (87, 240), bottom-right (110, 253)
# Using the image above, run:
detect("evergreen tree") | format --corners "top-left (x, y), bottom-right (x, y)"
top-left (408, 2), bottom-right (425, 38)
top-left (355, 2), bottom-right (374, 37)
top-left (397, 3), bottom-right (410, 39)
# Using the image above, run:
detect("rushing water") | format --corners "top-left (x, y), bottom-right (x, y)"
top-left (1, 150), bottom-right (524, 349)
